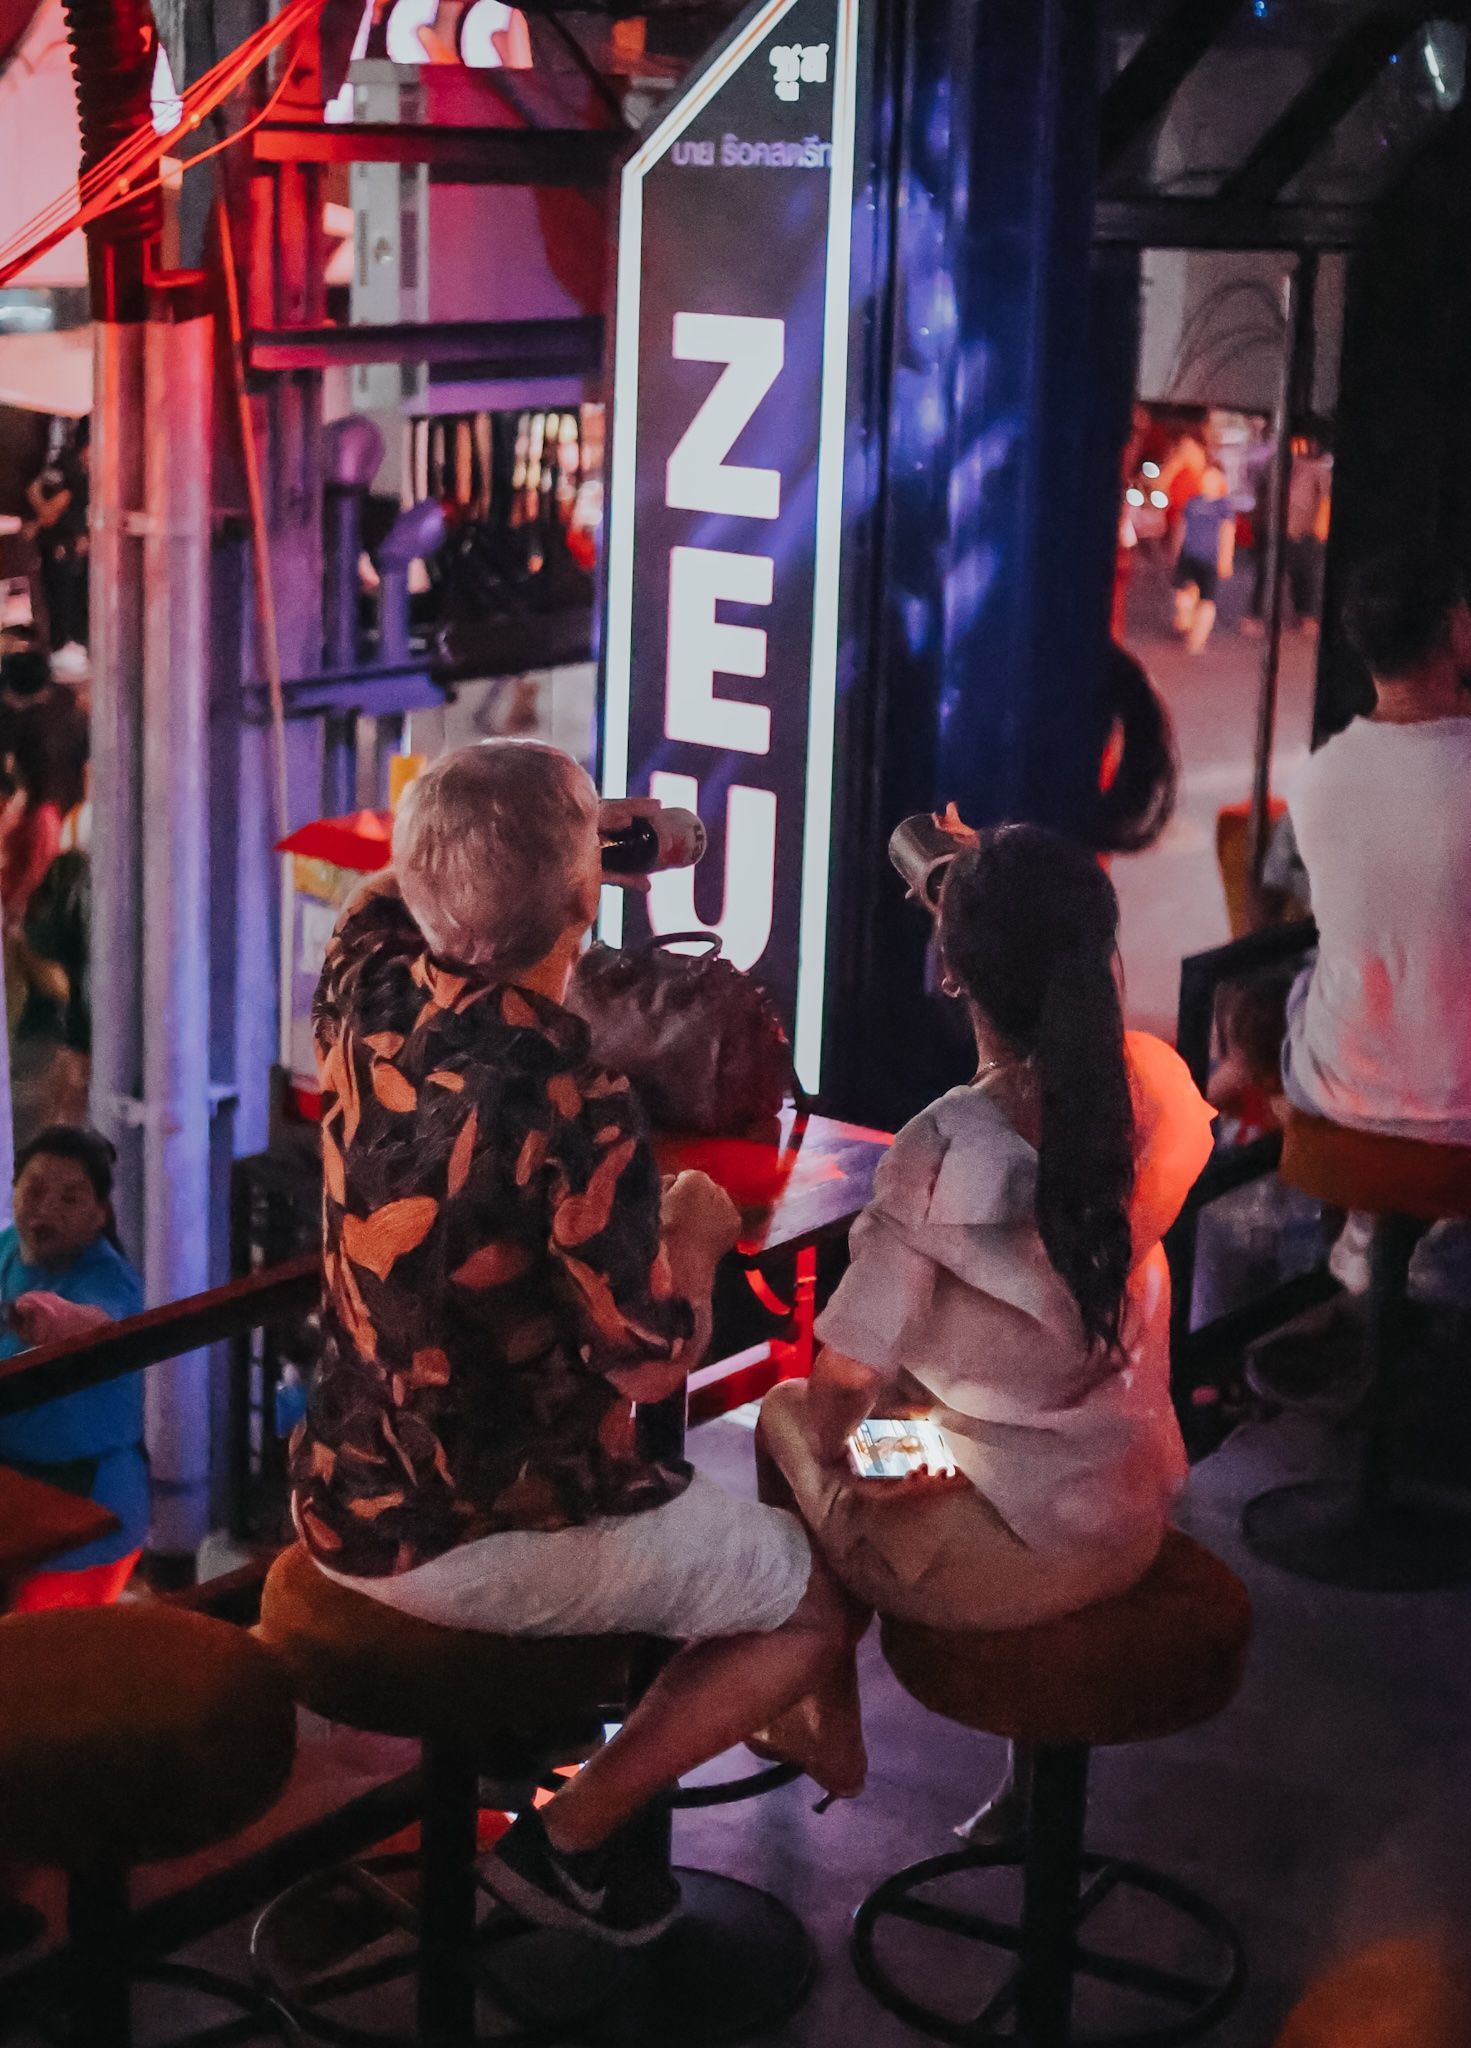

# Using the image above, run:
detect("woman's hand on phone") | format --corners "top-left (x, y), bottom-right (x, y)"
top-left (848, 1466), bottom-right (970, 1507)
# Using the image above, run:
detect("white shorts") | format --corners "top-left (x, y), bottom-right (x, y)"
top-left (316, 1469), bottom-right (813, 1640)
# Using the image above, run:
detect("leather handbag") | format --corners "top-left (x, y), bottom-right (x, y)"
top-left (566, 933), bottom-right (793, 1136)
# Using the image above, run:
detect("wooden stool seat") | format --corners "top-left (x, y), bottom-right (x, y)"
top-left (257, 1539), bottom-right (634, 1770)
top-left (854, 1536), bottom-right (1252, 2047)
top-left (1279, 1110), bottom-right (1471, 1220)
top-left (0, 1604), bottom-right (297, 2047)
top-left (0, 1604), bottom-right (296, 1872)
top-left (880, 1531), bottom-right (1252, 1751)
top-left (253, 1546), bottom-right (822, 2048)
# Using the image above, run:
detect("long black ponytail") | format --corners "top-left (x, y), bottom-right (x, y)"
top-left (939, 827), bottom-right (1135, 1360)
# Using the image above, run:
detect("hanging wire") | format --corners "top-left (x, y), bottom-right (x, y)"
top-left (0, 0), bottom-right (327, 289)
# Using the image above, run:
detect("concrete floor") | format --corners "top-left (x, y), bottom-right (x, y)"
top-left (17, 557), bottom-right (1462, 2046)
top-left (1112, 551), bottom-right (1318, 1040)
top-left (10, 1401), bottom-right (1465, 2047)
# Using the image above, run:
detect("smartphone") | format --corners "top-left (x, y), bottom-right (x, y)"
top-left (847, 1417), bottom-right (956, 1482)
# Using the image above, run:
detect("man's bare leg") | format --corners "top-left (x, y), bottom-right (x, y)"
top-left (543, 1552), bottom-right (860, 1854)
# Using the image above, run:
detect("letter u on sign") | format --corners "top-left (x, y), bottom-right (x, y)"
top-left (647, 771), bottom-right (776, 971)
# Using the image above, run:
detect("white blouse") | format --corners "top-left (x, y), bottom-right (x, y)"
top-left (814, 1034), bottom-right (1215, 1558)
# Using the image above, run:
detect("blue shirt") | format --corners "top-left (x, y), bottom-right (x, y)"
top-left (1181, 495), bottom-right (1233, 561)
top-left (0, 1228), bottom-right (146, 1567)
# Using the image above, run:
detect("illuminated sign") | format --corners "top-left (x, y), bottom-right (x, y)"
top-left (371, 0), bottom-right (532, 70)
top-left (599, 0), bottom-right (861, 1092)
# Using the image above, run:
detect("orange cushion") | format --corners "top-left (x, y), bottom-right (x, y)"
top-left (257, 1543), bottom-right (639, 1767)
top-left (1280, 1111), bottom-right (1471, 1220)
top-left (0, 1605), bottom-right (297, 1872)
top-left (879, 1531), bottom-right (1252, 1748)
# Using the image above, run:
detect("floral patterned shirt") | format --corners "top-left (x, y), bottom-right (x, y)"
top-left (290, 886), bottom-right (695, 1578)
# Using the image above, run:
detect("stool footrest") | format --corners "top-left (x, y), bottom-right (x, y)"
top-left (254, 1858), bottom-right (815, 2047)
top-left (852, 1841), bottom-right (1244, 2048)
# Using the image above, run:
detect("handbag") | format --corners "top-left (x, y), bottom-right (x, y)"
top-left (566, 933), bottom-right (794, 1136)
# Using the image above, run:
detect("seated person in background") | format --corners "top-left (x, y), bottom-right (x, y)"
top-left (1283, 556), bottom-right (1471, 1147)
top-left (1282, 555), bottom-right (1471, 1298)
top-left (0, 1127), bottom-right (146, 1611)
top-left (755, 826), bottom-right (1215, 1833)
top-left (289, 740), bottom-right (856, 1948)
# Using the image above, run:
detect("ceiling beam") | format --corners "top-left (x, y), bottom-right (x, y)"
top-left (249, 315), bottom-right (604, 373)
top-left (253, 122), bottom-right (621, 185)
top-left (1099, 0), bottom-right (1251, 171)
top-left (1094, 195), bottom-right (1366, 249)
top-left (1218, 6), bottom-right (1441, 202)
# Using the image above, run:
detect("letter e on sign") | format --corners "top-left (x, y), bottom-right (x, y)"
top-left (666, 547), bottom-right (773, 754)
top-left (665, 314), bottom-right (784, 521)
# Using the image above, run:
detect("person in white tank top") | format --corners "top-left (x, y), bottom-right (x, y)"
top-left (1282, 556), bottom-right (1471, 1146)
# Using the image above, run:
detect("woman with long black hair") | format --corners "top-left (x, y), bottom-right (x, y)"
top-left (754, 825), bottom-right (1214, 1803)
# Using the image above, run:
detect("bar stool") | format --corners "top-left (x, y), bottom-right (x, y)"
top-left (852, 1532), bottom-right (1252, 2048)
top-left (253, 1542), bottom-right (814, 2047)
top-left (0, 1603), bottom-right (298, 2047)
top-left (1242, 1109), bottom-right (1471, 1590)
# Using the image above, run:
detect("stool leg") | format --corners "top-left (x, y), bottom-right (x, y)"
top-left (416, 1741), bottom-right (479, 2048)
top-left (1018, 1744), bottom-right (1089, 2048)
top-left (66, 1866), bottom-right (132, 2048)
top-left (1361, 1211), bottom-right (1424, 1513)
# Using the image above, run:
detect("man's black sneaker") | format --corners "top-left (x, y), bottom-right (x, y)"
top-left (483, 1808), bottom-right (681, 1948)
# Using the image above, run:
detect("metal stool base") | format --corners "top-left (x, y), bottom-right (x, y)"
top-left (1243, 1477), bottom-right (1471, 1591)
top-left (852, 1841), bottom-right (1243, 2048)
top-left (253, 1857), bottom-right (814, 2047)
top-left (19, 1957), bottom-right (294, 2048)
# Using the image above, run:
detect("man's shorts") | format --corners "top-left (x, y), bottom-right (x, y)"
top-left (1174, 552), bottom-right (1219, 602)
top-left (315, 1470), bottom-right (813, 1640)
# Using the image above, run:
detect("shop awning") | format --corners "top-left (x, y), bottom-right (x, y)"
top-left (0, 323), bottom-right (90, 415)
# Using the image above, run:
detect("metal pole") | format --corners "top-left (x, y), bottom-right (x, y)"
top-left (89, 321), bottom-right (148, 1256)
top-left (1248, 250), bottom-right (1317, 883)
top-left (140, 288), bottom-right (215, 1566)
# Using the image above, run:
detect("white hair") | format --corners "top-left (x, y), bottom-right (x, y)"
top-left (392, 740), bottom-right (598, 974)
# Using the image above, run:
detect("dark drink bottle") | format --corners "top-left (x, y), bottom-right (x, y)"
top-left (599, 807), bottom-right (708, 876)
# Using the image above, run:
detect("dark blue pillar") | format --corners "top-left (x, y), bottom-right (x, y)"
top-left (827, 0), bottom-right (1124, 1124)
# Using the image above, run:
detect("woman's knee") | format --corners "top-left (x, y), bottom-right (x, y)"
top-left (787, 1543), bottom-right (859, 1642)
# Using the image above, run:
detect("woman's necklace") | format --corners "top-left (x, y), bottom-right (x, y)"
top-left (973, 1056), bottom-right (1010, 1084)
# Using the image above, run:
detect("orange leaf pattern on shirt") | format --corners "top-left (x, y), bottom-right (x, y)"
top-left (411, 1347), bottom-right (452, 1387)
top-left (371, 1062), bottom-right (418, 1113)
top-left (341, 1196), bottom-right (438, 1280)
top-left (321, 1127), bottom-right (347, 1207)
top-left (547, 1071), bottom-right (582, 1119)
top-left (451, 1241), bottom-right (531, 1288)
top-left (500, 988), bottom-right (538, 1029)
top-left (552, 1136), bottom-right (637, 1247)
top-left (291, 890), bottom-right (695, 1579)
top-left (447, 1107), bottom-right (478, 1199)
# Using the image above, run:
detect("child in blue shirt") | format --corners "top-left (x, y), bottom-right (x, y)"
top-left (0, 1126), bottom-right (145, 1608)
top-left (1172, 464), bottom-right (1237, 652)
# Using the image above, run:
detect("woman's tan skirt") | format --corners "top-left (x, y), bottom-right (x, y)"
top-left (756, 1379), bottom-right (1161, 1633)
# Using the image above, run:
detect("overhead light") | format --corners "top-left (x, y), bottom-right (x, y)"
top-left (1126, 488), bottom-right (1145, 507)
top-left (1141, 460), bottom-right (1160, 478)
top-left (1150, 490), bottom-right (1169, 509)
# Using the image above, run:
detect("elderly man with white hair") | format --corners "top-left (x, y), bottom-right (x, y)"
top-left (289, 739), bottom-right (858, 1947)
